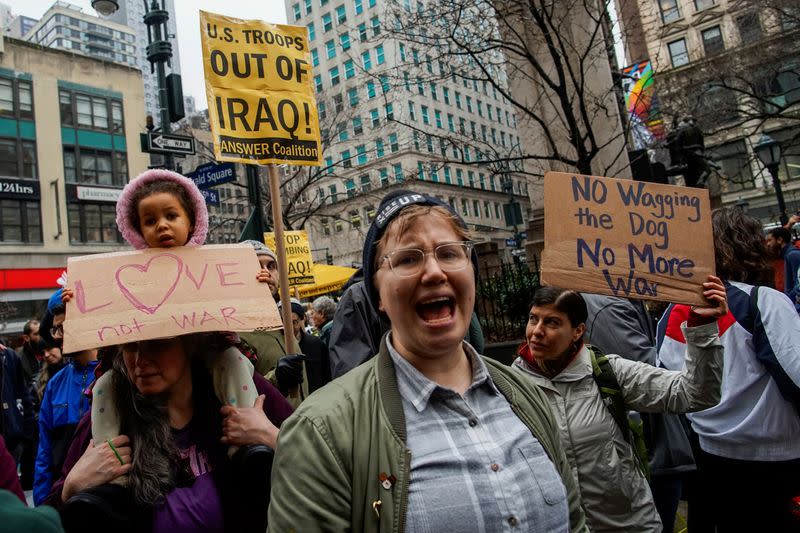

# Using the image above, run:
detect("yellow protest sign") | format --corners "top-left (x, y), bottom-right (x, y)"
top-left (200, 11), bottom-right (321, 166)
top-left (264, 230), bottom-right (316, 286)
top-left (541, 172), bottom-right (714, 305)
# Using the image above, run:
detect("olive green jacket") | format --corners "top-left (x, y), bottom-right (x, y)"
top-left (268, 338), bottom-right (587, 532)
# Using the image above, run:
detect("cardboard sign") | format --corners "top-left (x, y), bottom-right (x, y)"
top-left (63, 245), bottom-right (282, 353)
top-left (200, 11), bottom-right (322, 166)
top-left (541, 172), bottom-right (714, 305)
top-left (263, 230), bottom-right (316, 286)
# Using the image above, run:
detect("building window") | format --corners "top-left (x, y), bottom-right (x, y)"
top-left (322, 14), bottom-right (332, 32)
top-left (307, 22), bottom-right (316, 41)
top-left (393, 163), bottom-right (404, 182)
top-left (63, 147), bottom-right (127, 186)
top-left (694, 0), bottom-right (714, 10)
top-left (371, 17), bottom-right (381, 36)
top-left (421, 105), bottom-right (430, 125)
top-left (358, 23), bottom-right (367, 42)
top-left (736, 12), bottom-right (762, 45)
top-left (335, 5), bottom-right (347, 24)
top-left (385, 103), bottom-right (393, 120)
top-left (353, 116), bottom-right (363, 134)
top-left (350, 209), bottom-right (361, 229)
top-left (59, 90), bottom-right (122, 133)
top-left (0, 77), bottom-right (34, 120)
top-left (376, 45), bottom-right (385, 65)
top-left (0, 198), bottom-right (41, 243)
top-left (367, 81), bottom-right (376, 98)
top-left (375, 138), bottom-right (384, 158)
top-left (389, 133), bottom-right (399, 152)
top-left (326, 39), bottom-right (336, 59)
top-left (68, 203), bottom-right (122, 244)
top-left (668, 38), bottom-right (689, 67)
top-left (362, 51), bottom-right (372, 71)
top-left (329, 184), bottom-right (338, 203)
top-left (707, 140), bottom-right (754, 193)
top-left (356, 144), bottom-right (367, 165)
top-left (311, 48), bottom-right (319, 66)
top-left (701, 26), bottom-right (724, 56)
top-left (314, 75), bottom-right (323, 92)
top-left (340, 32), bottom-right (351, 50)
top-left (360, 173), bottom-right (371, 192)
top-left (354, 0), bottom-right (363, 14)
top-left (461, 199), bottom-right (469, 217)
top-left (379, 167), bottom-right (389, 186)
top-left (329, 66), bottom-right (340, 86)
top-left (293, 3), bottom-right (302, 20)
top-left (408, 101), bottom-right (416, 121)
top-left (0, 138), bottom-right (37, 178)
top-left (370, 108), bottom-right (380, 127)
top-left (348, 87), bottom-right (359, 106)
top-left (345, 178), bottom-right (356, 198)
top-left (418, 161), bottom-right (426, 180)
top-left (659, 0), bottom-right (680, 23)
top-left (344, 60), bottom-right (355, 79)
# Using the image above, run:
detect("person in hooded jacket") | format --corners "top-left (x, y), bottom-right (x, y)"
top-left (34, 289), bottom-right (98, 505)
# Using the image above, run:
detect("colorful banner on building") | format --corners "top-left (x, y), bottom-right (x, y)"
top-left (263, 230), bottom-right (316, 286)
top-left (621, 61), bottom-right (666, 149)
top-left (200, 11), bottom-right (322, 166)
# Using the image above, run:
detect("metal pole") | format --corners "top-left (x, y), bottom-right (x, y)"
top-left (144, 0), bottom-right (173, 169)
top-left (267, 164), bottom-right (298, 355)
top-left (769, 164), bottom-right (788, 226)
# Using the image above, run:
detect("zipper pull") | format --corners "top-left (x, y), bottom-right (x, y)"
top-left (372, 499), bottom-right (381, 519)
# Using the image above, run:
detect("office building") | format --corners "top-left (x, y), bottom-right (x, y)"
top-left (283, 0), bottom-right (530, 266)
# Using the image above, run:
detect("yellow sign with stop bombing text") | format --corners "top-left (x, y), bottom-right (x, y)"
top-left (263, 230), bottom-right (316, 286)
top-left (200, 11), bottom-right (322, 166)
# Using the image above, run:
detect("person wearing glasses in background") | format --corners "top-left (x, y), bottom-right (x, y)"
top-left (33, 288), bottom-right (98, 505)
top-left (269, 191), bottom-right (586, 532)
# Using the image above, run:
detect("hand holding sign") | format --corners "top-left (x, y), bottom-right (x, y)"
top-left (541, 172), bottom-right (714, 305)
top-left (63, 245), bottom-right (283, 353)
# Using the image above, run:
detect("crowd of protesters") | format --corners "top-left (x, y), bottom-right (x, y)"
top-left (0, 168), bottom-right (798, 532)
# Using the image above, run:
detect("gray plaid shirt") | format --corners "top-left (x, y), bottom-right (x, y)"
top-left (388, 336), bottom-right (570, 532)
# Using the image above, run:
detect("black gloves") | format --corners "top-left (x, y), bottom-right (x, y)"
top-left (275, 354), bottom-right (305, 395)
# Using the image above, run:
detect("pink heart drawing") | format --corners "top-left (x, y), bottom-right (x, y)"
top-left (116, 253), bottom-right (184, 315)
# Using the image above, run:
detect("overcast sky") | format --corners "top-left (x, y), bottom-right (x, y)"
top-left (9, 0), bottom-right (289, 109)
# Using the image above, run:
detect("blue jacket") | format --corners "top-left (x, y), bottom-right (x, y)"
top-left (0, 347), bottom-right (34, 444)
top-left (781, 244), bottom-right (800, 312)
top-left (33, 359), bottom-right (98, 505)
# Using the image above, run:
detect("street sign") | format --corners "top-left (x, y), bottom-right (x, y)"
top-left (140, 132), bottom-right (196, 156)
top-left (200, 188), bottom-right (220, 206)
top-left (519, 231), bottom-right (527, 239)
top-left (506, 238), bottom-right (519, 247)
top-left (190, 162), bottom-right (236, 189)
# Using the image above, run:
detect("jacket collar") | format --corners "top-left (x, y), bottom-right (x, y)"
top-left (516, 345), bottom-right (593, 384)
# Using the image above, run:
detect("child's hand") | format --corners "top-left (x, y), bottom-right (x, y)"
top-left (62, 288), bottom-right (74, 303)
top-left (256, 269), bottom-right (277, 296)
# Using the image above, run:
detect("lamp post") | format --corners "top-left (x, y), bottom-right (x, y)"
top-left (754, 133), bottom-right (787, 226)
top-left (93, 0), bottom-right (174, 169)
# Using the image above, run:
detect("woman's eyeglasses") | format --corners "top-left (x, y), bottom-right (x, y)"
top-left (380, 242), bottom-right (474, 278)
top-left (50, 323), bottom-right (64, 337)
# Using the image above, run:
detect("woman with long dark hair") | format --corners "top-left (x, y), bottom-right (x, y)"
top-left (657, 207), bottom-right (800, 532)
top-left (46, 335), bottom-right (293, 533)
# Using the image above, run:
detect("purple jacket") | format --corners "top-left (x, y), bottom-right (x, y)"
top-left (46, 371), bottom-right (293, 522)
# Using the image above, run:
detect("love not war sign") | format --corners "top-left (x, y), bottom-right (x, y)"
top-left (541, 172), bottom-right (714, 305)
top-left (62, 245), bottom-right (283, 353)
top-left (200, 11), bottom-right (321, 166)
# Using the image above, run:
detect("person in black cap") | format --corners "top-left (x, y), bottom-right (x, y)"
top-left (328, 189), bottom-right (485, 378)
top-left (268, 190), bottom-right (585, 531)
